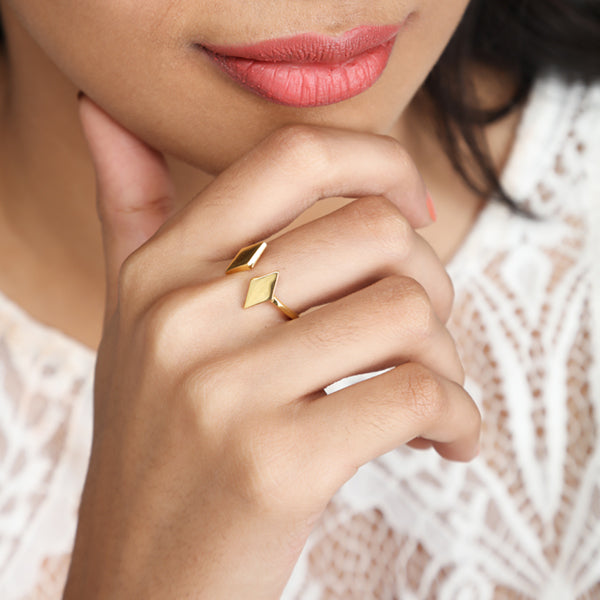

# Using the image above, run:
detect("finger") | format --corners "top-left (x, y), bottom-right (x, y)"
top-left (244, 195), bottom-right (454, 324)
top-left (221, 277), bottom-right (465, 402)
top-left (78, 95), bottom-right (176, 321)
top-left (113, 193), bottom-right (449, 329)
top-left (297, 363), bottom-right (481, 486)
top-left (126, 193), bottom-right (455, 369)
top-left (407, 438), bottom-right (434, 450)
top-left (156, 125), bottom-right (432, 268)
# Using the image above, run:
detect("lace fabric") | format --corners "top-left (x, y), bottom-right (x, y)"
top-left (0, 296), bottom-right (94, 599)
top-left (283, 78), bottom-right (600, 599)
top-left (1, 75), bottom-right (600, 598)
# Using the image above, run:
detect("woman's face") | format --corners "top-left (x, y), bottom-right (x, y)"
top-left (3, 0), bottom-right (470, 173)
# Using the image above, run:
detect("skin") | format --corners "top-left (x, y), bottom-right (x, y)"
top-left (0, 0), bottom-right (521, 347)
top-left (0, 0), bottom-right (519, 596)
top-left (2, 0), bottom-right (469, 168)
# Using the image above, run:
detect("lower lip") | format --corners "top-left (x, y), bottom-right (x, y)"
top-left (200, 27), bottom-right (401, 107)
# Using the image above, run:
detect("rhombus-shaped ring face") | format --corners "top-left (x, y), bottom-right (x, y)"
top-left (244, 272), bottom-right (279, 308)
top-left (244, 271), bottom-right (298, 319)
top-left (225, 242), bottom-right (298, 319)
top-left (225, 242), bottom-right (267, 274)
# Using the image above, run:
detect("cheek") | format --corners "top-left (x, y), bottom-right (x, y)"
top-left (422, 0), bottom-right (471, 44)
top-left (6, 0), bottom-right (176, 81)
top-left (396, 0), bottom-right (471, 81)
top-left (6, 0), bottom-right (220, 155)
top-left (5, 0), bottom-right (276, 169)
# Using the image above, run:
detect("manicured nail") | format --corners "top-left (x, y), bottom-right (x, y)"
top-left (426, 193), bottom-right (437, 222)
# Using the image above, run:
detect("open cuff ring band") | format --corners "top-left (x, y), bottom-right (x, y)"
top-left (225, 242), bottom-right (299, 320)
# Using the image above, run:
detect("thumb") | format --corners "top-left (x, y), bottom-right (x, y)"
top-left (78, 94), bottom-right (175, 322)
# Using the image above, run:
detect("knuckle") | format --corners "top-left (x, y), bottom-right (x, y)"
top-left (137, 286), bottom-right (209, 367)
top-left (378, 135), bottom-right (418, 180)
top-left (381, 135), bottom-right (412, 166)
top-left (398, 278), bottom-right (436, 338)
top-left (181, 360), bottom-right (240, 431)
top-left (349, 196), bottom-right (413, 260)
top-left (117, 247), bottom-right (149, 312)
top-left (376, 276), bottom-right (435, 340)
top-left (232, 418), bottom-right (301, 510)
top-left (179, 369), bottom-right (303, 510)
top-left (244, 441), bottom-right (287, 506)
top-left (402, 363), bottom-right (448, 422)
top-left (268, 124), bottom-right (333, 175)
top-left (183, 356), bottom-right (234, 402)
top-left (142, 292), bottom-right (181, 343)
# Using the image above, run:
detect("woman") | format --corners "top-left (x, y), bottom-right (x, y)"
top-left (0, 0), bottom-right (598, 597)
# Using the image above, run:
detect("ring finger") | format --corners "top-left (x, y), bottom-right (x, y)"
top-left (229, 195), bottom-right (453, 325)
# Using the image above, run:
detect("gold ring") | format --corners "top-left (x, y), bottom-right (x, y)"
top-left (225, 241), bottom-right (268, 274)
top-left (226, 242), bottom-right (299, 320)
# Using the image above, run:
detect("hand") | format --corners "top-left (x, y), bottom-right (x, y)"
top-left (63, 97), bottom-right (480, 599)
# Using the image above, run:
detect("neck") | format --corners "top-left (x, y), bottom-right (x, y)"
top-left (398, 76), bottom-right (523, 263)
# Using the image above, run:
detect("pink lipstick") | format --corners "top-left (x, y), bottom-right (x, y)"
top-left (199, 24), bottom-right (403, 107)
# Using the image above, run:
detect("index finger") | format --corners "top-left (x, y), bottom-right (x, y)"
top-left (162, 125), bottom-right (433, 263)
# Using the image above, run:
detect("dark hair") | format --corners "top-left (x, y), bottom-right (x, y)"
top-left (1, 3), bottom-right (599, 208)
top-left (424, 0), bottom-right (600, 208)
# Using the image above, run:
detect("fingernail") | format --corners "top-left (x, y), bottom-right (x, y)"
top-left (426, 193), bottom-right (437, 222)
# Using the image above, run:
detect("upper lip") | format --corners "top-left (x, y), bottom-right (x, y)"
top-left (200, 23), bottom-right (404, 64)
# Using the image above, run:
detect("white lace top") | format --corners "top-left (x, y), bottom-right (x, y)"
top-left (1, 75), bottom-right (600, 599)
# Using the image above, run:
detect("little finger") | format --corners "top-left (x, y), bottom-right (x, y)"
top-left (296, 362), bottom-right (481, 491)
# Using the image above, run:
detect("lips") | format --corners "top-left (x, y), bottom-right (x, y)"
top-left (199, 24), bottom-right (403, 107)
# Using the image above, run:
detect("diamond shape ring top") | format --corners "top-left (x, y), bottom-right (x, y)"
top-left (225, 242), bottom-right (268, 274)
top-left (225, 242), bottom-right (298, 320)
